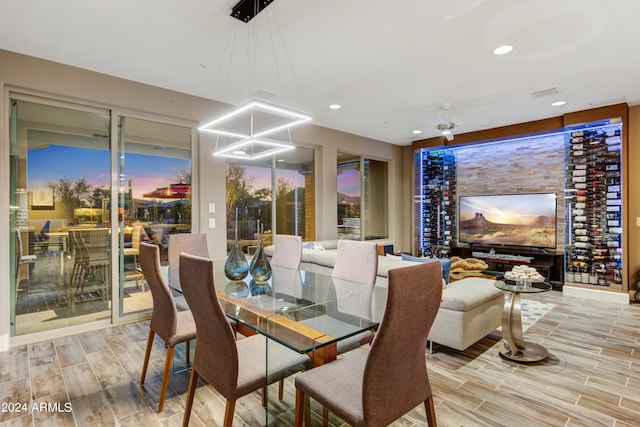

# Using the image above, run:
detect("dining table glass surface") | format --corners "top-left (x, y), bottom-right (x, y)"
top-left (171, 260), bottom-right (386, 355)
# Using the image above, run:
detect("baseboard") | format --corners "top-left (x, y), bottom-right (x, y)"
top-left (563, 285), bottom-right (630, 304)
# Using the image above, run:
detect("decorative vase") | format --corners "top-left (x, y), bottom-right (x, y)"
top-left (250, 223), bottom-right (272, 282)
top-left (224, 208), bottom-right (249, 281)
top-left (250, 279), bottom-right (271, 296)
top-left (225, 280), bottom-right (249, 298)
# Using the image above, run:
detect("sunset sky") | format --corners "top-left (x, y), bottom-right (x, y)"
top-left (28, 145), bottom-right (190, 199)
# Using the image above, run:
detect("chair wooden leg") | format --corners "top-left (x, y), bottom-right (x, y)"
top-left (425, 395), bottom-right (437, 427)
top-left (182, 369), bottom-right (199, 427)
top-left (322, 406), bottom-right (329, 427)
top-left (305, 395), bottom-right (311, 427)
top-left (294, 389), bottom-right (305, 427)
top-left (140, 329), bottom-right (154, 386)
top-left (158, 345), bottom-right (175, 412)
top-left (223, 400), bottom-right (236, 427)
top-left (185, 340), bottom-right (191, 366)
top-left (262, 387), bottom-right (267, 407)
top-left (279, 379), bottom-right (284, 400)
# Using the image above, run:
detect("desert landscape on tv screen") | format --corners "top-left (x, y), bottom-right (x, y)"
top-left (458, 194), bottom-right (556, 248)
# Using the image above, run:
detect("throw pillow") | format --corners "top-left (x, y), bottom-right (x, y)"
top-left (401, 253), bottom-right (452, 284)
top-left (303, 241), bottom-right (316, 249)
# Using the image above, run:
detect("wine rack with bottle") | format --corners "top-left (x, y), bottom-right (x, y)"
top-left (417, 148), bottom-right (457, 257)
top-left (565, 122), bottom-right (623, 290)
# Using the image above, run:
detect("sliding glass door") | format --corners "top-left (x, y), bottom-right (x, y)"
top-left (116, 116), bottom-right (192, 316)
top-left (9, 97), bottom-right (112, 336)
top-left (8, 94), bottom-right (194, 337)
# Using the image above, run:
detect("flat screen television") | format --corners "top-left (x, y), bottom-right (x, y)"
top-left (458, 193), bottom-right (557, 249)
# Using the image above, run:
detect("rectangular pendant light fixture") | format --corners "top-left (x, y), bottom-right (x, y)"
top-left (199, 100), bottom-right (310, 160)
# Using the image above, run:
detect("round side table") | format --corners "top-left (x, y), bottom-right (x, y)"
top-left (494, 279), bottom-right (552, 362)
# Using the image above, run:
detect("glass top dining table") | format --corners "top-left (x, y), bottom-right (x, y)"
top-left (168, 259), bottom-right (388, 424)
top-left (170, 260), bottom-right (387, 366)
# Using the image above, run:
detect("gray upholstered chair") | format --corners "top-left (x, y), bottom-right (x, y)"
top-left (167, 233), bottom-right (209, 311)
top-left (332, 239), bottom-right (378, 285)
top-left (139, 242), bottom-right (196, 413)
top-left (179, 253), bottom-right (309, 427)
top-left (313, 239), bottom-right (378, 353)
top-left (294, 261), bottom-right (442, 427)
top-left (270, 234), bottom-right (303, 269)
top-left (167, 233), bottom-right (208, 290)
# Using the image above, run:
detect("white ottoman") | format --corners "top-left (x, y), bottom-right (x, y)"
top-left (428, 277), bottom-right (504, 352)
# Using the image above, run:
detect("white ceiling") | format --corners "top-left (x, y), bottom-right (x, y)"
top-left (2, 0), bottom-right (640, 146)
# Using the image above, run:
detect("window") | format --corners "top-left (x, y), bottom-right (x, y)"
top-left (337, 154), bottom-right (388, 240)
top-left (226, 146), bottom-right (314, 252)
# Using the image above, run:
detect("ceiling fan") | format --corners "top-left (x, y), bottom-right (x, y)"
top-left (436, 105), bottom-right (456, 141)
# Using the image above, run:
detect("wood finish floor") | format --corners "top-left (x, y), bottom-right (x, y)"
top-left (0, 290), bottom-right (639, 426)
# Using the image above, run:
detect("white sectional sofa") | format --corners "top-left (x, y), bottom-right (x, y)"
top-left (264, 240), bottom-right (504, 351)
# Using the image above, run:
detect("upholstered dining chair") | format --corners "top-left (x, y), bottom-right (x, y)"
top-left (167, 233), bottom-right (208, 290)
top-left (139, 242), bottom-right (196, 413)
top-left (325, 239), bottom-right (379, 352)
top-left (167, 233), bottom-right (208, 311)
top-left (332, 239), bottom-right (378, 285)
top-left (269, 234), bottom-right (303, 269)
top-left (179, 253), bottom-right (309, 427)
top-left (294, 261), bottom-right (442, 427)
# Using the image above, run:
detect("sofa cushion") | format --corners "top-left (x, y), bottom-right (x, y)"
top-left (308, 250), bottom-right (338, 268)
top-left (401, 254), bottom-right (452, 283)
top-left (439, 278), bottom-right (502, 311)
top-left (313, 240), bottom-right (338, 250)
top-left (376, 256), bottom-right (419, 278)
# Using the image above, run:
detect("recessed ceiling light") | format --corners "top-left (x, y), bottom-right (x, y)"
top-left (493, 45), bottom-right (514, 55)
top-left (412, 129), bottom-right (422, 134)
top-left (329, 104), bottom-right (341, 110)
top-left (551, 100), bottom-right (566, 107)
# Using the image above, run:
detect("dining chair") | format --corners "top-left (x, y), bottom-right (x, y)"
top-left (69, 229), bottom-right (110, 303)
top-left (167, 233), bottom-right (208, 311)
top-left (14, 230), bottom-right (36, 298)
top-left (322, 239), bottom-right (379, 352)
top-left (270, 234), bottom-right (303, 269)
top-left (139, 242), bottom-right (196, 413)
top-left (179, 253), bottom-right (309, 427)
top-left (332, 240), bottom-right (378, 285)
top-left (294, 261), bottom-right (442, 427)
top-left (167, 233), bottom-right (208, 288)
top-left (123, 225), bottom-right (143, 290)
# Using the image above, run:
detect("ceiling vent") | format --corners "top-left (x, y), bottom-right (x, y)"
top-left (531, 87), bottom-right (561, 99)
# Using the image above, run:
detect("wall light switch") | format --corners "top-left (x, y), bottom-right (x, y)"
top-left (208, 203), bottom-right (216, 214)
top-left (636, 216), bottom-right (640, 227)
top-left (209, 218), bottom-right (216, 229)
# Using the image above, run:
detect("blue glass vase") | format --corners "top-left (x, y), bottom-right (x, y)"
top-left (225, 209), bottom-right (249, 281)
top-left (250, 226), bottom-right (272, 282)
top-left (250, 279), bottom-right (271, 296)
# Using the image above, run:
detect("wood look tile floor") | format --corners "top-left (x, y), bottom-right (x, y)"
top-left (1, 290), bottom-right (639, 427)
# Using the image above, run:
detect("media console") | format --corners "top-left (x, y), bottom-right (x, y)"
top-left (451, 247), bottom-right (564, 286)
